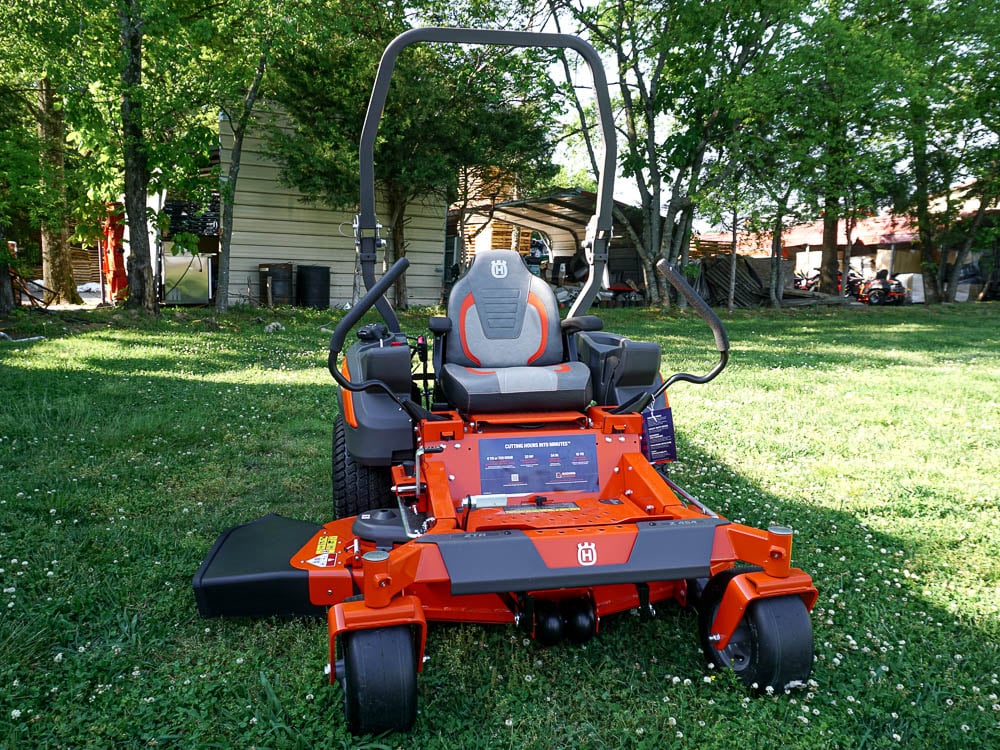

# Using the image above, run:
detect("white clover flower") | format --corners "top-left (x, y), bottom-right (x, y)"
top-left (11, 709), bottom-right (22, 719)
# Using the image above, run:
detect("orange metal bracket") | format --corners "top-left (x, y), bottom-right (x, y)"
top-left (329, 594), bottom-right (429, 680)
top-left (709, 570), bottom-right (818, 650)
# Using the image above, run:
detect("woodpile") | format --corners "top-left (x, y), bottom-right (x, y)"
top-left (72, 247), bottom-right (100, 284)
top-left (700, 254), bottom-right (770, 307)
top-left (699, 254), bottom-right (843, 307)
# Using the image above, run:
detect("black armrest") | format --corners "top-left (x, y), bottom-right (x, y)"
top-left (561, 315), bottom-right (603, 335)
top-left (429, 316), bottom-right (452, 334)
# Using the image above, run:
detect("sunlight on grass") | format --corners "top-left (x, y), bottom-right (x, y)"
top-left (0, 302), bottom-right (997, 748)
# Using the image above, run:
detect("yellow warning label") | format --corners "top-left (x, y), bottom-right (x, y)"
top-left (315, 535), bottom-right (338, 554)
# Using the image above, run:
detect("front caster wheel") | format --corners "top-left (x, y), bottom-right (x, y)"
top-left (341, 625), bottom-right (417, 735)
top-left (698, 568), bottom-right (813, 692)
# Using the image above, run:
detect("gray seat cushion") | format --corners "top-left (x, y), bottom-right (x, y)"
top-left (440, 361), bottom-right (592, 414)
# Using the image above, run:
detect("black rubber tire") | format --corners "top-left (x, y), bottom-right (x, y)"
top-left (342, 625), bottom-right (418, 735)
top-left (698, 567), bottom-right (813, 692)
top-left (332, 414), bottom-right (395, 518)
top-left (867, 288), bottom-right (886, 306)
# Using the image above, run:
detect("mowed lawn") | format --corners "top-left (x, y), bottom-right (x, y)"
top-left (1, 301), bottom-right (997, 749)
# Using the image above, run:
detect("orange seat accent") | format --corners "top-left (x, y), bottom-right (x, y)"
top-left (457, 293), bottom-right (482, 366)
top-left (526, 291), bottom-right (549, 363)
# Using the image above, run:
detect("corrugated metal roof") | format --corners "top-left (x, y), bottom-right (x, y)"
top-left (469, 187), bottom-right (642, 253)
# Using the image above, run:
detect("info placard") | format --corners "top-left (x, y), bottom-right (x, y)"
top-left (478, 434), bottom-right (599, 494)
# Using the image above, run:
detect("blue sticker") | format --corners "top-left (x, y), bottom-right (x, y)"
top-left (479, 434), bottom-right (600, 495)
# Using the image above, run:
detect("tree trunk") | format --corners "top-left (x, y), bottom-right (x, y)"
top-left (819, 195), bottom-right (840, 294)
top-left (909, 95), bottom-right (940, 299)
top-left (675, 207), bottom-right (695, 309)
top-left (770, 212), bottom-right (784, 308)
top-left (0, 264), bottom-right (12, 315)
top-left (0, 229), bottom-right (13, 315)
top-left (842, 217), bottom-right (855, 298)
top-left (217, 50), bottom-right (269, 313)
top-left (120, 0), bottom-right (157, 314)
top-left (944, 197), bottom-right (990, 302)
top-left (36, 78), bottom-right (82, 305)
top-left (386, 185), bottom-right (408, 309)
top-left (217, 161), bottom-right (236, 312)
top-left (728, 207), bottom-right (738, 315)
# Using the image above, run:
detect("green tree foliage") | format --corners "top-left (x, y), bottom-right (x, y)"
top-left (553, 0), bottom-right (998, 306)
top-left (266, 1), bottom-right (558, 307)
top-left (1, 0), bottom-right (996, 312)
top-left (890, 0), bottom-right (1000, 300)
top-left (0, 0), bottom-right (221, 312)
top-left (551, 0), bottom-right (803, 304)
top-left (0, 1), bottom-right (84, 303)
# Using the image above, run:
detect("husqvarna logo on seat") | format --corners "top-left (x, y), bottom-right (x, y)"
top-left (490, 259), bottom-right (508, 279)
top-left (577, 541), bottom-right (597, 566)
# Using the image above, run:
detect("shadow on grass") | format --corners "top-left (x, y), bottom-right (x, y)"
top-left (1, 306), bottom-right (997, 748)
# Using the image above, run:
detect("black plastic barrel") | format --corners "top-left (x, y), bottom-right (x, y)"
top-left (296, 265), bottom-right (331, 309)
top-left (259, 263), bottom-right (293, 306)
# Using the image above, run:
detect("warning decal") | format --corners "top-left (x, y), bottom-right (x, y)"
top-left (314, 535), bottom-right (339, 555)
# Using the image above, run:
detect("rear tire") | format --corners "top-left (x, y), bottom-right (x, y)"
top-left (332, 414), bottom-right (395, 518)
top-left (341, 625), bottom-right (417, 735)
top-left (867, 288), bottom-right (886, 306)
top-left (698, 567), bottom-right (813, 691)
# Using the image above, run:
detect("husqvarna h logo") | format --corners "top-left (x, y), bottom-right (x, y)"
top-left (490, 259), bottom-right (508, 279)
top-left (577, 541), bottom-right (597, 566)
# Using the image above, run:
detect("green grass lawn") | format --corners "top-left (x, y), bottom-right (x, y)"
top-left (1, 301), bottom-right (998, 749)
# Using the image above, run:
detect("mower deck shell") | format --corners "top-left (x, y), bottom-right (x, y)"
top-left (284, 406), bottom-right (817, 675)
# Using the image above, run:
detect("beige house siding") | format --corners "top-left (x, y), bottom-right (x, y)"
top-left (218, 126), bottom-right (447, 308)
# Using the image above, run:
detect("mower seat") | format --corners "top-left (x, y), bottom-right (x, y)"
top-left (439, 250), bottom-right (592, 413)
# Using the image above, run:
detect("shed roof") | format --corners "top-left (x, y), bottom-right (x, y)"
top-left (697, 214), bottom-right (918, 256)
top-left (467, 187), bottom-right (642, 251)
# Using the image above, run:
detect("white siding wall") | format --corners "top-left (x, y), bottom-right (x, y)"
top-left (218, 126), bottom-right (447, 308)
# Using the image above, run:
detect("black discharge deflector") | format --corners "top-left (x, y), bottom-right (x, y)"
top-left (193, 514), bottom-right (325, 618)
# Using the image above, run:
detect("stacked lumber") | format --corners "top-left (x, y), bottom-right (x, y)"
top-left (71, 247), bottom-right (100, 284)
top-left (699, 254), bottom-right (846, 307)
top-left (701, 254), bottom-right (768, 307)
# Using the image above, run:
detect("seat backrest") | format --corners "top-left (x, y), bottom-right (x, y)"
top-left (446, 250), bottom-right (562, 368)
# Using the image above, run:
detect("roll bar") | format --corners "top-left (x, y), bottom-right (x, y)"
top-left (356, 27), bottom-right (618, 319)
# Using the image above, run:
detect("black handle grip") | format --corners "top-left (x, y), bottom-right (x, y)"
top-left (656, 259), bottom-right (729, 353)
top-left (329, 258), bottom-right (409, 359)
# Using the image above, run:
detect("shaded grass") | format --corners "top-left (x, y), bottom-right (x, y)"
top-left (0, 301), bottom-right (998, 748)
